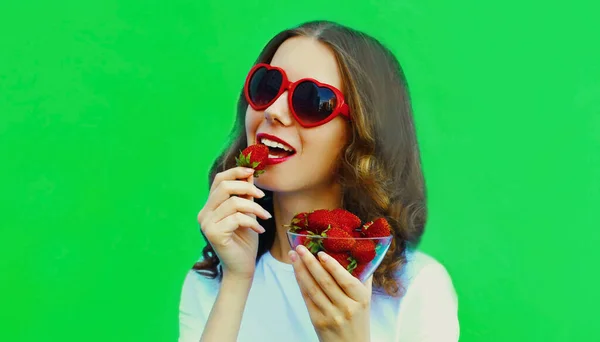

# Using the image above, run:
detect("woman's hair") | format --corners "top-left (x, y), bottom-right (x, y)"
top-left (192, 20), bottom-right (426, 297)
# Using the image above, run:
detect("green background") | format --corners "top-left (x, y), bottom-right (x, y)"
top-left (1, 0), bottom-right (598, 341)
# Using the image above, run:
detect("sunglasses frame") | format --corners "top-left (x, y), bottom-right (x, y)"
top-left (243, 63), bottom-right (351, 128)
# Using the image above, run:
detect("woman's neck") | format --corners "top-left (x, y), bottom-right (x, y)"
top-left (269, 183), bottom-right (343, 264)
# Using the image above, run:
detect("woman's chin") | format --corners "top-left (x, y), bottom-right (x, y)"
top-left (255, 174), bottom-right (302, 193)
top-left (254, 178), bottom-right (287, 193)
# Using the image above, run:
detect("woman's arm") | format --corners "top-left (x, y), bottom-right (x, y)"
top-left (199, 273), bottom-right (254, 342)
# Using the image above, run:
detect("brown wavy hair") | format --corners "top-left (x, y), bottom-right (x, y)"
top-left (192, 20), bottom-right (426, 297)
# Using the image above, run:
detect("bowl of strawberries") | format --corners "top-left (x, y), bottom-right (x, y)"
top-left (286, 208), bottom-right (393, 283)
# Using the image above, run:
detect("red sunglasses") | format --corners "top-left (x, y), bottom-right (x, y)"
top-left (243, 63), bottom-right (351, 128)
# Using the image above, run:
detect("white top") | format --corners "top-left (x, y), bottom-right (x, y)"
top-left (178, 249), bottom-right (459, 342)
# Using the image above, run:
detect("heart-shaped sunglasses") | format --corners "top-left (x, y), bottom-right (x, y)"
top-left (243, 63), bottom-right (351, 128)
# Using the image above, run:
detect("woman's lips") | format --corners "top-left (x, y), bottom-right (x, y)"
top-left (256, 133), bottom-right (296, 152)
top-left (256, 132), bottom-right (296, 166)
top-left (265, 152), bottom-right (295, 165)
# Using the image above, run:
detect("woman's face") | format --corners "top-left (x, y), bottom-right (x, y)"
top-left (245, 36), bottom-right (350, 193)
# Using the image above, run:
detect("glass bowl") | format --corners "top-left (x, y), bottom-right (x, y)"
top-left (286, 230), bottom-right (393, 283)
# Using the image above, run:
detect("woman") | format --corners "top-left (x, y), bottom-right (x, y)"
top-left (179, 20), bottom-right (459, 342)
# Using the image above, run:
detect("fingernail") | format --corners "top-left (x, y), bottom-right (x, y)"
top-left (259, 225), bottom-right (266, 233)
top-left (263, 211), bottom-right (272, 219)
top-left (257, 190), bottom-right (266, 197)
top-left (317, 251), bottom-right (329, 261)
top-left (244, 168), bottom-right (255, 173)
top-left (288, 250), bottom-right (298, 262)
top-left (296, 245), bottom-right (307, 256)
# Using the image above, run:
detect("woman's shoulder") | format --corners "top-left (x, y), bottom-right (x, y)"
top-left (369, 250), bottom-right (459, 340)
top-left (179, 268), bottom-right (221, 319)
top-left (178, 268), bottom-right (221, 340)
top-left (180, 268), bottom-right (220, 302)
top-left (396, 250), bottom-right (454, 290)
top-left (391, 250), bottom-right (460, 339)
top-left (395, 249), bottom-right (458, 302)
top-left (401, 249), bottom-right (453, 282)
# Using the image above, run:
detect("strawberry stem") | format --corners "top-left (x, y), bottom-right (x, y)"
top-left (347, 258), bottom-right (358, 273)
top-left (306, 239), bottom-right (323, 254)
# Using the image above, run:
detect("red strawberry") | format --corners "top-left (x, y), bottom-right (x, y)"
top-left (296, 229), bottom-right (312, 246)
top-left (350, 229), bottom-right (364, 238)
top-left (291, 229), bottom-right (323, 254)
top-left (352, 263), bottom-right (367, 277)
top-left (235, 144), bottom-right (269, 177)
top-left (360, 221), bottom-right (373, 235)
top-left (361, 217), bottom-right (392, 238)
top-left (329, 252), bottom-right (353, 269)
top-left (307, 209), bottom-right (335, 234)
top-left (289, 212), bottom-right (309, 232)
top-left (322, 227), bottom-right (356, 252)
top-left (331, 208), bottom-right (362, 233)
top-left (351, 239), bottom-right (376, 263)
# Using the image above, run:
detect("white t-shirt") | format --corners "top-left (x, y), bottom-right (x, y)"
top-left (178, 249), bottom-right (459, 342)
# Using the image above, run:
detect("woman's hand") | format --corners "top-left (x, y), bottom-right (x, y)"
top-left (289, 245), bottom-right (372, 342)
top-left (197, 167), bottom-right (272, 280)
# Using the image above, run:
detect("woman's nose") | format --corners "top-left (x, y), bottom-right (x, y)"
top-left (263, 91), bottom-right (294, 126)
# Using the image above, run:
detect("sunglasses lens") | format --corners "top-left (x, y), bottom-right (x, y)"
top-left (248, 67), bottom-right (283, 106)
top-left (292, 81), bottom-right (337, 125)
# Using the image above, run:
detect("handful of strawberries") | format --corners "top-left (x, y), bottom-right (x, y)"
top-left (287, 208), bottom-right (393, 278)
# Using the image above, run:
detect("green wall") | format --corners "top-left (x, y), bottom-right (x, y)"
top-left (1, 0), bottom-right (598, 341)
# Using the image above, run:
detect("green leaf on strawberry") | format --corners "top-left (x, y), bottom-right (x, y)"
top-left (319, 224), bottom-right (333, 237)
top-left (306, 239), bottom-right (323, 254)
top-left (347, 258), bottom-right (358, 273)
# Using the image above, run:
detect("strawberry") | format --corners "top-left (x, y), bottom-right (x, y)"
top-left (288, 228), bottom-right (320, 254)
top-left (351, 239), bottom-right (376, 263)
top-left (328, 252), bottom-right (353, 269)
top-left (322, 227), bottom-right (356, 252)
top-left (360, 221), bottom-right (373, 236)
top-left (289, 212), bottom-right (309, 232)
top-left (361, 217), bottom-right (392, 238)
top-left (295, 229), bottom-right (324, 254)
top-left (347, 257), bottom-right (358, 274)
top-left (352, 263), bottom-right (367, 277)
top-left (235, 144), bottom-right (269, 177)
top-left (351, 230), bottom-right (364, 239)
top-left (307, 209), bottom-right (335, 234)
top-left (331, 208), bottom-right (362, 233)
top-left (296, 229), bottom-right (312, 246)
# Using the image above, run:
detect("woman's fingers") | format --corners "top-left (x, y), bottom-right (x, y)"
top-left (210, 167), bottom-right (256, 193)
top-left (290, 249), bottom-right (335, 314)
top-left (205, 180), bottom-right (265, 212)
top-left (317, 251), bottom-right (370, 303)
top-left (212, 196), bottom-right (272, 222)
top-left (212, 212), bottom-right (266, 235)
top-left (295, 246), bottom-right (349, 306)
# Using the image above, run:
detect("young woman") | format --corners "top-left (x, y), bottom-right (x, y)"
top-left (179, 20), bottom-right (459, 342)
